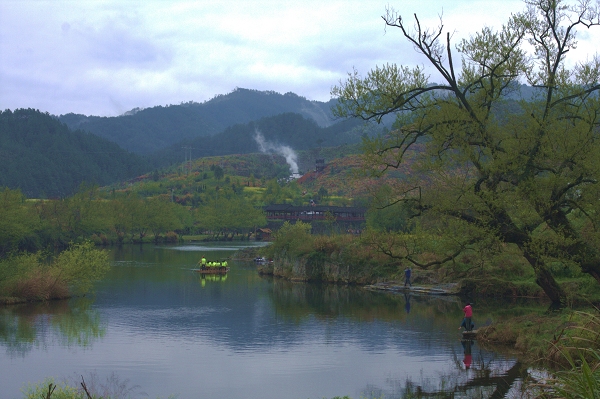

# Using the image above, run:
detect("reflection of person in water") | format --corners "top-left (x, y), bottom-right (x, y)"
top-left (461, 339), bottom-right (473, 369)
top-left (404, 293), bottom-right (411, 314)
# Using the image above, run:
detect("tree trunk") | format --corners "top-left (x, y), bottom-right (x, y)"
top-left (581, 262), bottom-right (600, 286)
top-left (523, 251), bottom-right (566, 305)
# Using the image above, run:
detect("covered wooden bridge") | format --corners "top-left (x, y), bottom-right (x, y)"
top-left (264, 204), bottom-right (366, 222)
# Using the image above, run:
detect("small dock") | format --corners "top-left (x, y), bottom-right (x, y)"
top-left (363, 282), bottom-right (460, 296)
top-left (462, 330), bottom-right (478, 339)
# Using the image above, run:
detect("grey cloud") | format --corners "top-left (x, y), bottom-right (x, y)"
top-left (93, 30), bottom-right (169, 68)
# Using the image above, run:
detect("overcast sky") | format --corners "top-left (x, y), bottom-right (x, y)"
top-left (1, 0), bottom-right (598, 117)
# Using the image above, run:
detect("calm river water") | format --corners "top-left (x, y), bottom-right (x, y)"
top-left (1, 243), bottom-right (539, 399)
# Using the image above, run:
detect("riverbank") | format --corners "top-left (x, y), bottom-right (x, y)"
top-left (364, 279), bottom-right (600, 367)
top-left (249, 259), bottom-right (599, 367)
top-left (0, 295), bottom-right (72, 306)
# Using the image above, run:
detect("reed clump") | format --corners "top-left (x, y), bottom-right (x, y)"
top-left (527, 308), bottom-right (600, 398)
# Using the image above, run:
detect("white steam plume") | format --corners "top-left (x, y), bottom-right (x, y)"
top-left (254, 129), bottom-right (299, 174)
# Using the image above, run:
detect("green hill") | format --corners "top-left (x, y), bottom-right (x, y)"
top-left (110, 144), bottom-right (394, 206)
top-left (58, 88), bottom-right (340, 155)
top-left (0, 109), bottom-right (149, 198)
top-left (148, 112), bottom-right (376, 169)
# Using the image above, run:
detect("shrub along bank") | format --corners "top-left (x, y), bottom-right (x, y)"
top-left (0, 241), bottom-right (110, 304)
top-left (258, 221), bottom-right (397, 284)
top-left (257, 222), bottom-right (600, 305)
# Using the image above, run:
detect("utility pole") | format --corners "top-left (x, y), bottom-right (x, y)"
top-left (182, 146), bottom-right (193, 174)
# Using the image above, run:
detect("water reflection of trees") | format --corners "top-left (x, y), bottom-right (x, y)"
top-left (0, 298), bottom-right (105, 357)
top-left (266, 277), bottom-right (461, 324)
top-left (266, 277), bottom-right (535, 398)
top-left (357, 340), bottom-right (529, 399)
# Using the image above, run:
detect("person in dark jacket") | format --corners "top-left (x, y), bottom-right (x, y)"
top-left (404, 267), bottom-right (412, 287)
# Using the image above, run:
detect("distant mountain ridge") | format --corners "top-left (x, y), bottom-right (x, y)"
top-left (58, 88), bottom-right (339, 155)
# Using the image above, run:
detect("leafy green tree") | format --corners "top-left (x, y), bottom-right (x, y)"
top-left (233, 197), bottom-right (267, 233)
top-left (367, 185), bottom-right (415, 232)
top-left (213, 165), bottom-right (224, 180)
top-left (67, 185), bottom-right (112, 239)
top-left (332, 0), bottom-right (600, 304)
top-left (52, 241), bottom-right (110, 296)
top-left (317, 186), bottom-right (329, 203)
top-left (115, 193), bottom-right (149, 242)
top-left (107, 198), bottom-right (129, 244)
top-left (146, 197), bottom-right (189, 241)
top-left (196, 191), bottom-right (266, 239)
top-left (261, 179), bottom-right (285, 204)
top-left (34, 185), bottom-right (112, 246)
top-left (0, 188), bottom-right (39, 256)
top-left (133, 197), bottom-right (151, 241)
top-left (34, 198), bottom-right (71, 246)
top-left (264, 221), bottom-right (313, 259)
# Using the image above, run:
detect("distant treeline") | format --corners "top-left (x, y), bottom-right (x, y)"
top-left (0, 185), bottom-right (267, 258)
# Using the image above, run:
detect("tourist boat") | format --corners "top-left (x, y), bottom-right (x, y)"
top-left (193, 267), bottom-right (230, 275)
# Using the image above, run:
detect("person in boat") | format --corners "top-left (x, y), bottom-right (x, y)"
top-left (199, 256), bottom-right (207, 270)
top-left (459, 302), bottom-right (473, 331)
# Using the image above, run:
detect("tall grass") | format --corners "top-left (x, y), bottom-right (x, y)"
top-left (531, 308), bottom-right (600, 398)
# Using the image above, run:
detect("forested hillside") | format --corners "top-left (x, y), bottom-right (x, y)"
top-left (58, 88), bottom-right (339, 154)
top-left (0, 109), bottom-right (149, 198)
top-left (149, 112), bottom-right (376, 168)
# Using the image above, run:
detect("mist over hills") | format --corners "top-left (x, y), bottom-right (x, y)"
top-left (58, 88), bottom-right (339, 155)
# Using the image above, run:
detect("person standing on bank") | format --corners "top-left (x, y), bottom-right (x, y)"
top-left (404, 267), bottom-right (412, 287)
